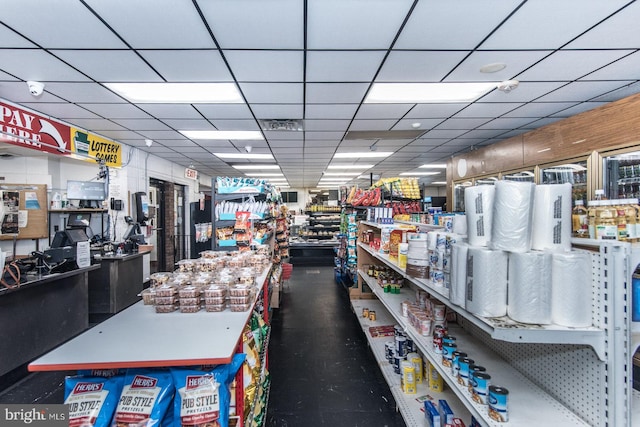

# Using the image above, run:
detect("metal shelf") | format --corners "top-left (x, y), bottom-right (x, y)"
top-left (358, 241), bottom-right (607, 360)
top-left (350, 298), bottom-right (470, 426)
top-left (359, 272), bottom-right (590, 427)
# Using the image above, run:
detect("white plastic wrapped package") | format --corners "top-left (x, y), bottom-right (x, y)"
top-left (552, 251), bottom-right (592, 327)
top-left (465, 247), bottom-right (508, 317)
top-left (464, 186), bottom-right (495, 247)
top-left (531, 183), bottom-right (572, 252)
top-left (491, 180), bottom-right (535, 253)
top-left (508, 251), bottom-right (553, 324)
top-left (450, 242), bottom-right (468, 307)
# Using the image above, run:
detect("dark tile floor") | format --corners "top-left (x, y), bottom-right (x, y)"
top-left (266, 266), bottom-right (405, 427)
top-left (0, 265), bottom-right (405, 426)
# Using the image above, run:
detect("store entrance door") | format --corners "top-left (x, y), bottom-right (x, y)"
top-left (149, 179), bottom-right (166, 272)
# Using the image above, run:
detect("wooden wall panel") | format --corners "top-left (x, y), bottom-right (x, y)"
top-left (451, 136), bottom-right (524, 181)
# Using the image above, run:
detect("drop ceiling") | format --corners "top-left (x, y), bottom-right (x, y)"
top-left (1, 0), bottom-right (639, 189)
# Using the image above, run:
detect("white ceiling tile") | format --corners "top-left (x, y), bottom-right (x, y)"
top-left (461, 129), bottom-right (511, 139)
top-left (97, 131), bottom-right (145, 141)
top-left (516, 50), bottom-right (633, 81)
top-left (405, 104), bottom-right (466, 119)
top-left (522, 117), bottom-right (565, 128)
top-left (306, 83), bottom-right (369, 103)
top-left (305, 104), bottom-right (358, 119)
top-left (137, 104), bottom-right (203, 119)
top-left (481, 0), bottom-right (630, 49)
top-left (2, 1), bottom-right (126, 48)
top-left (396, 0), bottom-right (521, 49)
top-left (80, 103), bottom-right (152, 119)
top-left (349, 120), bottom-right (397, 131)
top-left (566, 1), bottom-right (640, 49)
top-left (156, 140), bottom-right (200, 148)
top-left (139, 50), bottom-right (233, 82)
top-left (307, 0), bottom-right (413, 49)
top-left (198, 0), bottom-right (303, 49)
top-left (0, 25), bottom-right (37, 48)
top-left (306, 51), bottom-right (386, 82)
top-left (453, 103), bottom-right (523, 118)
top-left (196, 104), bottom-right (254, 120)
top-left (435, 118), bottom-right (492, 130)
top-left (549, 102), bottom-right (609, 117)
top-left (582, 51), bottom-right (640, 81)
top-left (393, 119), bottom-right (444, 130)
top-left (224, 51), bottom-right (303, 82)
top-left (113, 119), bottom-right (173, 131)
top-left (251, 104), bottom-right (303, 120)
top-left (209, 119), bottom-right (260, 131)
top-left (503, 102), bottom-right (579, 118)
top-left (55, 50), bottom-right (162, 82)
top-left (66, 119), bottom-right (127, 132)
top-left (45, 82), bottom-right (130, 103)
top-left (269, 141), bottom-right (303, 148)
top-left (355, 104), bottom-right (413, 120)
top-left (138, 130), bottom-right (188, 140)
top-left (377, 51), bottom-right (470, 82)
top-left (0, 70), bottom-right (19, 81)
top-left (239, 83), bottom-right (303, 103)
top-left (263, 131), bottom-right (302, 140)
top-left (86, 0), bottom-right (214, 48)
top-left (304, 147), bottom-right (337, 154)
top-left (18, 103), bottom-right (101, 120)
top-left (304, 120), bottom-right (351, 132)
top-left (480, 82), bottom-right (567, 103)
top-left (305, 131), bottom-right (345, 140)
top-left (422, 129), bottom-right (467, 139)
top-left (445, 50), bottom-right (553, 82)
top-left (536, 81), bottom-right (633, 102)
top-left (477, 117), bottom-right (537, 130)
top-left (0, 50), bottom-right (90, 82)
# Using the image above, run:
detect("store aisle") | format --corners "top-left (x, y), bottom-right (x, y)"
top-left (266, 266), bottom-right (405, 427)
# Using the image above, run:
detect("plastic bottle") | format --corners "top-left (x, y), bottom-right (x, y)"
top-left (398, 232), bottom-right (409, 269)
top-left (623, 199), bottom-right (638, 242)
top-left (596, 200), bottom-right (618, 240)
top-left (613, 199), bottom-right (628, 241)
top-left (587, 200), bottom-right (599, 239)
top-left (572, 200), bottom-right (588, 238)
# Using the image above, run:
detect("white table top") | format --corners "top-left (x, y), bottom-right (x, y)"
top-left (29, 266), bottom-right (270, 371)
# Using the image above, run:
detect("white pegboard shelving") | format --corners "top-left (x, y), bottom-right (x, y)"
top-left (350, 298), bottom-right (470, 426)
top-left (358, 241), bottom-right (606, 360)
top-left (359, 271), bottom-right (590, 427)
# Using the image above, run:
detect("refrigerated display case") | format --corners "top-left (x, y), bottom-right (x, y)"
top-left (602, 150), bottom-right (640, 200)
top-left (452, 181), bottom-right (472, 212)
top-left (539, 160), bottom-right (588, 205)
top-left (501, 170), bottom-right (535, 182)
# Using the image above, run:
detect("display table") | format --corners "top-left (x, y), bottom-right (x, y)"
top-left (289, 240), bottom-right (337, 266)
top-left (0, 265), bottom-right (99, 377)
top-left (88, 251), bottom-right (149, 317)
top-left (29, 266), bottom-right (271, 371)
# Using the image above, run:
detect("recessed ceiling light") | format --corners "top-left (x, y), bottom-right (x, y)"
top-left (480, 63), bottom-right (507, 73)
top-left (419, 164), bottom-right (447, 169)
top-left (334, 152), bottom-right (393, 159)
top-left (399, 171), bottom-right (440, 176)
top-left (232, 164), bottom-right (280, 170)
top-left (431, 181), bottom-right (447, 185)
top-left (105, 82), bottom-right (243, 103)
top-left (323, 172), bottom-right (361, 176)
top-left (327, 164), bottom-right (374, 169)
top-left (411, 122), bottom-right (421, 129)
top-left (181, 130), bottom-right (263, 140)
top-left (365, 83), bottom-right (497, 103)
top-left (213, 153), bottom-right (274, 160)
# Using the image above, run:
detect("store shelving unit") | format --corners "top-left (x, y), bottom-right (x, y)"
top-left (300, 211), bottom-right (341, 240)
top-left (354, 220), bottom-right (635, 426)
top-left (351, 298), bottom-right (471, 426)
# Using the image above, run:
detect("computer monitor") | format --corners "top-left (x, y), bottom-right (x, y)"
top-left (66, 181), bottom-right (107, 203)
top-left (123, 223), bottom-right (142, 241)
top-left (67, 213), bottom-right (91, 228)
top-left (65, 228), bottom-right (89, 245)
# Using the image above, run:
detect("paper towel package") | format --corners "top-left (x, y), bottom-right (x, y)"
top-left (464, 186), bottom-right (495, 247)
top-left (508, 251), bottom-right (553, 324)
top-left (465, 247), bottom-right (508, 317)
top-left (452, 214), bottom-right (467, 236)
top-left (532, 183), bottom-right (572, 252)
top-left (552, 251), bottom-right (592, 328)
top-left (491, 180), bottom-right (535, 253)
top-left (450, 243), bottom-right (468, 307)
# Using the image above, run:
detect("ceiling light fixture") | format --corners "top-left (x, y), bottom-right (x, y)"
top-left (105, 82), bottom-right (243, 103)
top-left (419, 163), bottom-right (447, 169)
top-left (399, 171), bottom-right (440, 176)
top-left (213, 153), bottom-right (274, 160)
top-left (480, 63), bottom-right (507, 73)
top-left (244, 173), bottom-right (283, 177)
top-left (334, 152), bottom-right (393, 159)
top-left (327, 164), bottom-right (375, 170)
top-left (323, 172), bottom-right (361, 176)
top-left (181, 130), bottom-right (263, 140)
top-left (232, 164), bottom-right (280, 170)
top-left (411, 122), bottom-right (421, 129)
top-left (365, 82), bottom-right (497, 103)
top-left (431, 181), bottom-right (447, 185)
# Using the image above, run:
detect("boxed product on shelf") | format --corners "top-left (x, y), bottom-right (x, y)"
top-left (424, 400), bottom-right (441, 427)
top-left (439, 399), bottom-right (454, 425)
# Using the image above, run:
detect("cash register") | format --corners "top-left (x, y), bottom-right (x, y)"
top-left (45, 213), bottom-right (92, 264)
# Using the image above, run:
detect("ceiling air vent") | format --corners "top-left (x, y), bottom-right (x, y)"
top-left (344, 130), bottom-right (425, 140)
top-left (260, 119), bottom-right (303, 131)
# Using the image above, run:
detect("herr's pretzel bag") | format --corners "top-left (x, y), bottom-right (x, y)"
top-left (64, 375), bottom-right (124, 427)
top-left (111, 369), bottom-right (175, 427)
top-left (170, 354), bottom-right (245, 427)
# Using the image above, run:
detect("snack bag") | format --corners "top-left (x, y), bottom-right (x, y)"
top-left (64, 375), bottom-right (124, 427)
top-left (171, 354), bottom-right (245, 427)
top-left (111, 369), bottom-right (175, 427)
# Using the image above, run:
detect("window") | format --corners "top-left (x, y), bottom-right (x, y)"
top-left (282, 191), bottom-right (298, 203)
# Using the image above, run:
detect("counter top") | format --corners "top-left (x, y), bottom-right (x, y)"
top-left (0, 265), bottom-right (100, 297)
top-left (95, 250), bottom-right (150, 261)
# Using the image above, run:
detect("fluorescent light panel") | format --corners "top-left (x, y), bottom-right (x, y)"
top-left (327, 164), bottom-right (375, 169)
top-left (419, 163), bottom-right (447, 169)
top-left (431, 181), bottom-right (447, 185)
top-left (333, 152), bottom-right (393, 159)
top-left (399, 171), bottom-right (440, 176)
top-left (105, 83), bottom-right (243, 103)
top-left (182, 130), bottom-right (263, 140)
top-left (232, 164), bottom-right (280, 170)
top-left (213, 153), bottom-right (274, 160)
top-left (244, 173), bottom-right (284, 177)
top-left (323, 172), bottom-right (361, 176)
top-left (365, 83), bottom-right (497, 103)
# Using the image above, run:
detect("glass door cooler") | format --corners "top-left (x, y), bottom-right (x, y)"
top-left (452, 180), bottom-right (472, 212)
top-left (539, 160), bottom-right (588, 205)
top-left (602, 150), bottom-right (640, 200)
